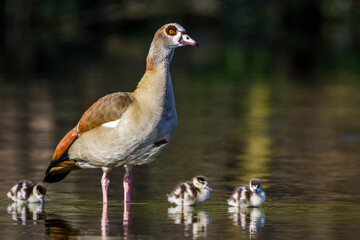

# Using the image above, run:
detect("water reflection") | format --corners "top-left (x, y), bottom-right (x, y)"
top-left (234, 83), bottom-right (272, 182)
top-left (228, 207), bottom-right (265, 239)
top-left (168, 206), bottom-right (210, 239)
top-left (7, 202), bottom-right (45, 225)
top-left (123, 203), bottom-right (131, 239)
top-left (0, 15), bottom-right (360, 239)
top-left (101, 203), bottom-right (131, 239)
top-left (45, 217), bottom-right (80, 239)
top-left (101, 203), bottom-right (109, 238)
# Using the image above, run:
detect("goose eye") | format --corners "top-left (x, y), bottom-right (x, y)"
top-left (166, 26), bottom-right (177, 36)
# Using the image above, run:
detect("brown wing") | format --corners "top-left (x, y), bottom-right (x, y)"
top-left (52, 128), bottom-right (78, 160)
top-left (75, 92), bottom-right (132, 134)
top-left (45, 92), bottom-right (132, 183)
top-left (52, 92), bottom-right (132, 161)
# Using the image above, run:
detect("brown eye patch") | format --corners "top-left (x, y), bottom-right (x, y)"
top-left (250, 179), bottom-right (261, 186)
top-left (37, 185), bottom-right (46, 195)
top-left (166, 25), bottom-right (177, 36)
top-left (197, 176), bottom-right (207, 182)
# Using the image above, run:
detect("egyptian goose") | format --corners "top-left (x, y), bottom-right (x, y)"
top-left (227, 178), bottom-right (266, 208)
top-left (43, 23), bottom-right (198, 204)
top-left (167, 176), bottom-right (212, 205)
top-left (7, 180), bottom-right (46, 203)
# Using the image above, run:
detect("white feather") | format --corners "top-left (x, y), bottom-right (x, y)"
top-left (250, 191), bottom-right (266, 207)
top-left (101, 119), bottom-right (120, 128)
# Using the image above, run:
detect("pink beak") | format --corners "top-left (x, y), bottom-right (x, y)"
top-left (179, 33), bottom-right (199, 46)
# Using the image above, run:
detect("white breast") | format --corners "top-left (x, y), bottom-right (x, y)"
top-left (196, 189), bottom-right (210, 203)
top-left (250, 191), bottom-right (266, 207)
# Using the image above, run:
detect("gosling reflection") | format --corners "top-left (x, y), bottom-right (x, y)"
top-left (228, 207), bottom-right (265, 239)
top-left (168, 206), bottom-right (210, 239)
top-left (7, 202), bottom-right (45, 224)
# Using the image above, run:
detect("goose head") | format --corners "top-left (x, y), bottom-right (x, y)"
top-left (146, 23), bottom-right (198, 70)
top-left (160, 23), bottom-right (198, 48)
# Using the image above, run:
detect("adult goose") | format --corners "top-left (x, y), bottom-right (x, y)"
top-left (43, 23), bottom-right (198, 204)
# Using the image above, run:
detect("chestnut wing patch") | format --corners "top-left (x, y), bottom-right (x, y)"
top-left (153, 139), bottom-right (168, 147)
top-left (52, 128), bottom-right (78, 160)
top-left (75, 92), bottom-right (132, 134)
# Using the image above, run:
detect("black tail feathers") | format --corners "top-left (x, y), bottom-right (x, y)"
top-left (43, 171), bottom-right (71, 183)
top-left (43, 151), bottom-right (74, 183)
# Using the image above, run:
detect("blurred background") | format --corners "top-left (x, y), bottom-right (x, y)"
top-left (1, 0), bottom-right (360, 81)
top-left (1, 1), bottom-right (360, 239)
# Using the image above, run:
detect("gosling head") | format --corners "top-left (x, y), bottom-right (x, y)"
top-left (33, 183), bottom-right (46, 203)
top-left (192, 176), bottom-right (212, 191)
top-left (249, 178), bottom-right (263, 194)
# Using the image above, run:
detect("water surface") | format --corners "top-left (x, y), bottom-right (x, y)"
top-left (1, 21), bottom-right (360, 240)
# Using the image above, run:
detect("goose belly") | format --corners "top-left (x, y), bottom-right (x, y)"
top-left (127, 109), bottom-right (178, 166)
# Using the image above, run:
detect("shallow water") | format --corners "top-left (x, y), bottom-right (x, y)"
top-left (1, 77), bottom-right (360, 239)
top-left (1, 24), bottom-right (360, 240)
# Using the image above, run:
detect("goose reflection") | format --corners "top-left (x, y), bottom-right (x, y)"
top-left (101, 203), bottom-right (109, 238)
top-left (168, 205), bottom-right (210, 239)
top-left (7, 202), bottom-right (45, 224)
top-left (101, 202), bottom-right (131, 239)
top-left (228, 207), bottom-right (265, 239)
top-left (45, 217), bottom-right (80, 239)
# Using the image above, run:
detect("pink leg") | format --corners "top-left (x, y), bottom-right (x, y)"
top-left (101, 170), bottom-right (110, 204)
top-left (123, 165), bottom-right (132, 203)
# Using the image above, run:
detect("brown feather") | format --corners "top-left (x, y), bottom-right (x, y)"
top-left (48, 160), bottom-right (80, 173)
top-left (75, 92), bottom-right (132, 133)
top-left (52, 92), bottom-right (132, 161)
top-left (52, 128), bottom-right (78, 160)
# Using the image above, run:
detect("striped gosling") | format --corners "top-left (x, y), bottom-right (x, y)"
top-left (7, 180), bottom-right (46, 203)
top-left (228, 178), bottom-right (266, 208)
top-left (167, 176), bottom-right (212, 205)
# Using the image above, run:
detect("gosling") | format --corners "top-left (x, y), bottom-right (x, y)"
top-left (7, 180), bottom-right (46, 203)
top-left (167, 176), bottom-right (212, 205)
top-left (228, 178), bottom-right (265, 208)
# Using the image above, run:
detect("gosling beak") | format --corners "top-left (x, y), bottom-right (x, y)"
top-left (39, 197), bottom-right (45, 204)
top-left (179, 33), bottom-right (199, 46)
top-left (205, 185), bottom-right (212, 191)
